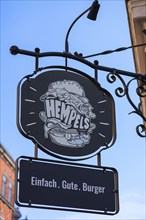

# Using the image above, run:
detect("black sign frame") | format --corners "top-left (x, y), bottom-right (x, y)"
top-left (17, 66), bottom-right (116, 161)
top-left (16, 156), bottom-right (119, 215)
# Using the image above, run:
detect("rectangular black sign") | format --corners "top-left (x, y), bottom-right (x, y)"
top-left (16, 156), bottom-right (119, 215)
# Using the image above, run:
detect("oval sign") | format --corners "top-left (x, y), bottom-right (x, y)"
top-left (17, 70), bottom-right (116, 160)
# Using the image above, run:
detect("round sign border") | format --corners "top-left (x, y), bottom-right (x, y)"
top-left (17, 67), bottom-right (116, 161)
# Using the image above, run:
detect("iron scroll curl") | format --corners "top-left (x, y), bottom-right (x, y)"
top-left (107, 71), bottom-right (146, 137)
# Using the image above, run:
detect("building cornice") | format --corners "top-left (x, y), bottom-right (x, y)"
top-left (127, 0), bottom-right (146, 19)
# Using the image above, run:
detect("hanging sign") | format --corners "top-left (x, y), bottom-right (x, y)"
top-left (16, 156), bottom-right (119, 215)
top-left (17, 70), bottom-right (116, 160)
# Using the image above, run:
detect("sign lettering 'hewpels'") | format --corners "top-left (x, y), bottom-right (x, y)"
top-left (45, 99), bottom-right (90, 130)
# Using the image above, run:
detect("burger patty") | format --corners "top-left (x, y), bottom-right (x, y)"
top-left (50, 127), bottom-right (78, 135)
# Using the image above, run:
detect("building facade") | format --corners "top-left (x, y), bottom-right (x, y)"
top-left (125, 0), bottom-right (146, 129)
top-left (0, 144), bottom-right (15, 220)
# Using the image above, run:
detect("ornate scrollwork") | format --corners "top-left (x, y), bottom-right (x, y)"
top-left (106, 71), bottom-right (126, 97)
top-left (106, 71), bottom-right (146, 137)
top-left (126, 78), bottom-right (146, 121)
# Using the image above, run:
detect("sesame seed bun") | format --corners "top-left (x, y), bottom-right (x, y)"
top-left (49, 80), bottom-right (85, 97)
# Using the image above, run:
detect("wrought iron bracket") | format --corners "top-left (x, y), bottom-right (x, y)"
top-left (10, 45), bottom-right (146, 137)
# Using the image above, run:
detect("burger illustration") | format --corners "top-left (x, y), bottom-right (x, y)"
top-left (39, 80), bottom-right (96, 147)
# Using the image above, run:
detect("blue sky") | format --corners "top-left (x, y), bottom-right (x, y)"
top-left (1, 0), bottom-right (146, 219)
